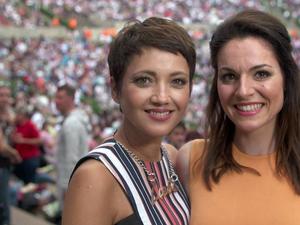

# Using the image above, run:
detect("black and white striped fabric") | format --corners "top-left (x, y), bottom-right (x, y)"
top-left (72, 138), bottom-right (190, 225)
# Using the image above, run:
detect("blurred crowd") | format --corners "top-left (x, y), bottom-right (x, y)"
top-left (0, 0), bottom-right (300, 146)
top-left (0, 31), bottom-right (212, 136)
top-left (1, 0), bottom-right (300, 223)
top-left (1, 0), bottom-right (271, 27)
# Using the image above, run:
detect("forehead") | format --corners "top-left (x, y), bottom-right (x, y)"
top-left (125, 48), bottom-right (189, 74)
top-left (56, 89), bottom-right (68, 96)
top-left (223, 37), bottom-right (274, 55)
top-left (217, 37), bottom-right (278, 69)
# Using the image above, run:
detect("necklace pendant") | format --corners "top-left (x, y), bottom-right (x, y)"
top-left (151, 186), bottom-right (165, 203)
top-left (168, 180), bottom-right (178, 193)
top-left (158, 186), bottom-right (167, 198)
top-left (151, 181), bottom-right (178, 204)
top-left (147, 173), bottom-right (156, 182)
top-left (151, 187), bottom-right (159, 204)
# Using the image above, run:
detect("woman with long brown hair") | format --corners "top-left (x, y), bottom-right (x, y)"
top-left (178, 9), bottom-right (300, 224)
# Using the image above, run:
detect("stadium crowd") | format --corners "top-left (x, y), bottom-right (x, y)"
top-left (1, 0), bottom-right (300, 224)
top-left (0, 30), bottom-right (212, 137)
top-left (1, 0), bottom-right (270, 27)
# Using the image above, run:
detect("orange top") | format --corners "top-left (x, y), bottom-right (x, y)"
top-left (189, 139), bottom-right (300, 225)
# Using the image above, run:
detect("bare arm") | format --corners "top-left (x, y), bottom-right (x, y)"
top-left (62, 160), bottom-right (132, 225)
top-left (13, 135), bottom-right (42, 145)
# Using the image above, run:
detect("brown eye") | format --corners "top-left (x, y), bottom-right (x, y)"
top-left (133, 76), bottom-right (152, 87)
top-left (255, 70), bottom-right (271, 80)
top-left (171, 78), bottom-right (187, 88)
top-left (219, 73), bottom-right (237, 84)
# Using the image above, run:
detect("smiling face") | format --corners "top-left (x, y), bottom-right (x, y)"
top-left (112, 48), bottom-right (190, 138)
top-left (217, 37), bottom-right (284, 135)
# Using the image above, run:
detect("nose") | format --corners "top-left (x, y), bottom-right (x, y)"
top-left (235, 75), bottom-right (255, 98)
top-left (150, 83), bottom-right (170, 105)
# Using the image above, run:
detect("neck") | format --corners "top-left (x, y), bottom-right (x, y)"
top-left (63, 106), bottom-right (75, 117)
top-left (114, 125), bottom-right (162, 161)
top-left (234, 128), bottom-right (276, 155)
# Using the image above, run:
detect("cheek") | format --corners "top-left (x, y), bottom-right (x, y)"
top-left (260, 80), bottom-right (284, 110)
top-left (121, 88), bottom-right (147, 107)
top-left (217, 84), bottom-right (232, 107)
top-left (266, 88), bottom-right (284, 112)
top-left (174, 90), bottom-right (190, 109)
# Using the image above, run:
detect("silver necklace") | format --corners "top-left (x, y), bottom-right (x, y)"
top-left (116, 141), bottom-right (179, 203)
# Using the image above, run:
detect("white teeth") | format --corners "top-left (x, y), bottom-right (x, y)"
top-left (149, 111), bottom-right (169, 117)
top-left (236, 104), bottom-right (263, 112)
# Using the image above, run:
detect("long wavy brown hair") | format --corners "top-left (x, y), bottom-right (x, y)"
top-left (201, 9), bottom-right (300, 194)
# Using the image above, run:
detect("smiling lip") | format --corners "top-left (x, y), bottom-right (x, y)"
top-left (145, 109), bottom-right (173, 121)
top-left (234, 103), bottom-right (264, 116)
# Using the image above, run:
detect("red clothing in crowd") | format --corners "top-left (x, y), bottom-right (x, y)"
top-left (14, 120), bottom-right (41, 160)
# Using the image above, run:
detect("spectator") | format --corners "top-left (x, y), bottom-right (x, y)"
top-left (39, 121), bottom-right (56, 165)
top-left (185, 129), bottom-right (202, 142)
top-left (11, 105), bottom-right (42, 184)
top-left (54, 84), bottom-right (90, 211)
top-left (0, 80), bottom-right (21, 225)
top-left (165, 121), bottom-right (187, 149)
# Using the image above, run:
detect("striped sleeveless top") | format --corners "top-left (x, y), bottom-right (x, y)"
top-left (72, 138), bottom-right (190, 225)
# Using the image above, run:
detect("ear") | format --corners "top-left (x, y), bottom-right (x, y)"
top-left (110, 77), bottom-right (119, 104)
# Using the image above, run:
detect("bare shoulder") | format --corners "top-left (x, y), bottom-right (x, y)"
top-left (162, 143), bottom-right (178, 163)
top-left (62, 159), bottom-right (122, 225)
top-left (177, 139), bottom-right (201, 166)
top-left (68, 159), bottom-right (116, 193)
top-left (181, 139), bottom-right (206, 158)
top-left (174, 139), bottom-right (205, 193)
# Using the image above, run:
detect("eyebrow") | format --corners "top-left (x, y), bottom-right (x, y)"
top-left (219, 64), bottom-right (272, 72)
top-left (132, 70), bottom-right (189, 77)
top-left (250, 64), bottom-right (272, 71)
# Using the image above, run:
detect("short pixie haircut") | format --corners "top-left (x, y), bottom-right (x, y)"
top-left (107, 17), bottom-right (196, 91)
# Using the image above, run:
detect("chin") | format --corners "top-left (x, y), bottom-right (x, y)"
top-left (145, 128), bottom-right (172, 138)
